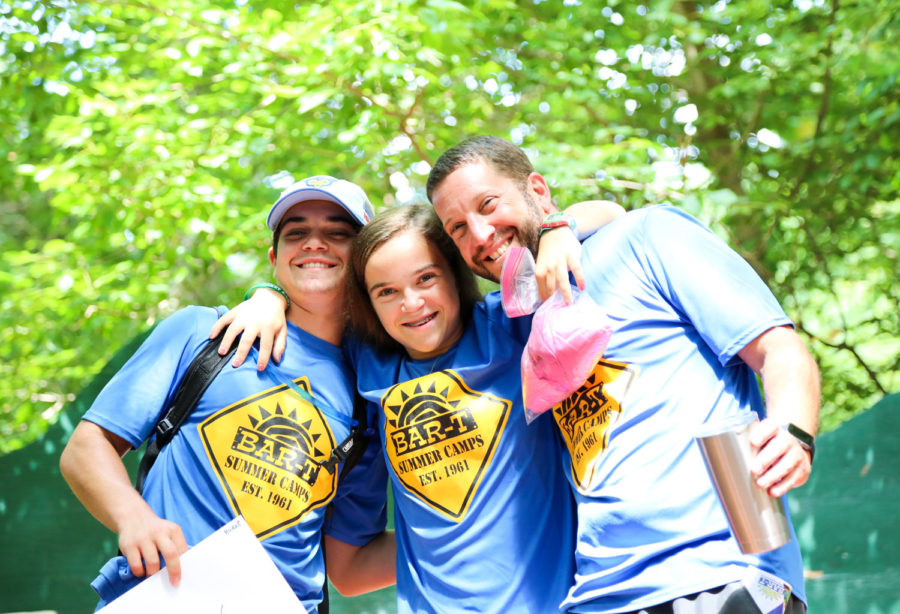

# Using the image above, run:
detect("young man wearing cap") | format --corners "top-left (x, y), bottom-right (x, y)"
top-left (425, 135), bottom-right (819, 613)
top-left (60, 176), bottom-right (394, 611)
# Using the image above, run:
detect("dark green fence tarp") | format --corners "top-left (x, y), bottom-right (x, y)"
top-left (789, 392), bottom-right (900, 613)
top-left (1, 327), bottom-right (897, 614)
top-left (1, 332), bottom-right (149, 614)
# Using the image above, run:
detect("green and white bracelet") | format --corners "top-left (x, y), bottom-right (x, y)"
top-left (243, 282), bottom-right (290, 310)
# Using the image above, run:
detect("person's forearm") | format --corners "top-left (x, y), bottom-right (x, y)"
top-left (751, 327), bottom-right (820, 435)
top-left (325, 531), bottom-right (396, 596)
top-left (347, 530), bottom-right (396, 594)
top-left (562, 200), bottom-right (626, 240)
top-left (249, 286), bottom-right (288, 309)
top-left (60, 421), bottom-right (153, 534)
top-left (533, 200), bottom-right (625, 301)
top-left (209, 286), bottom-right (290, 369)
top-left (739, 325), bottom-right (820, 495)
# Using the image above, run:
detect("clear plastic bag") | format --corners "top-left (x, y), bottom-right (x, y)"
top-left (500, 246), bottom-right (542, 318)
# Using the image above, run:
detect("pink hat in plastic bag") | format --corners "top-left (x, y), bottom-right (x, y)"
top-left (521, 290), bottom-right (614, 421)
top-left (500, 247), bottom-right (614, 422)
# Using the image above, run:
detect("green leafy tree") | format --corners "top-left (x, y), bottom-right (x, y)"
top-left (1, 0), bottom-right (896, 452)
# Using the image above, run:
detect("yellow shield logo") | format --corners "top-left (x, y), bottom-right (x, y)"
top-left (552, 359), bottom-right (638, 492)
top-left (199, 377), bottom-right (337, 539)
top-left (381, 370), bottom-right (511, 521)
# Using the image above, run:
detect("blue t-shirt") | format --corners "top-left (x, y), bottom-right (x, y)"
top-left (553, 206), bottom-right (805, 612)
top-left (83, 306), bottom-right (387, 612)
top-left (348, 293), bottom-right (576, 614)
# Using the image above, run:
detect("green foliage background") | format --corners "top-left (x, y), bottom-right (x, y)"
top-left (1, 0), bottom-right (897, 453)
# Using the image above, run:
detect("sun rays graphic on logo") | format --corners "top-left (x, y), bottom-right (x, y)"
top-left (385, 380), bottom-right (458, 432)
top-left (246, 403), bottom-right (329, 463)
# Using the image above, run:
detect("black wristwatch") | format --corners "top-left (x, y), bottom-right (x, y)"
top-left (783, 423), bottom-right (816, 464)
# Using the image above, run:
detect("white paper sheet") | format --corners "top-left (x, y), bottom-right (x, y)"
top-left (98, 516), bottom-right (305, 613)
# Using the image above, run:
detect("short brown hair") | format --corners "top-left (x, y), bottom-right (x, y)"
top-left (345, 204), bottom-right (482, 355)
top-left (426, 135), bottom-right (535, 201)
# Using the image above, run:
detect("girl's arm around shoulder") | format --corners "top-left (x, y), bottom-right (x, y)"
top-left (208, 289), bottom-right (289, 371)
top-left (565, 199), bottom-right (627, 241)
top-left (535, 200), bottom-right (626, 302)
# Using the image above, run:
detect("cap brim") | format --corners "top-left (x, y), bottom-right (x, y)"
top-left (267, 188), bottom-right (360, 231)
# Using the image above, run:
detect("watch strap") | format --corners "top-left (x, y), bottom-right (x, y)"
top-left (784, 422), bottom-right (816, 463)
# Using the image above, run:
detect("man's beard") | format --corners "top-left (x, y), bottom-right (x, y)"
top-left (474, 189), bottom-right (542, 284)
top-left (520, 190), bottom-right (543, 256)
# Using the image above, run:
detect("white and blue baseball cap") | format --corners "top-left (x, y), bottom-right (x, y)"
top-left (267, 175), bottom-right (375, 231)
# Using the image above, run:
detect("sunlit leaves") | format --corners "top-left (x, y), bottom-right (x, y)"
top-left (0, 0), bottom-right (897, 451)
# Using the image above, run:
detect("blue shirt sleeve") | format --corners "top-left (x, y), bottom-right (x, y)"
top-left (82, 306), bottom-right (220, 448)
top-left (637, 206), bottom-right (792, 366)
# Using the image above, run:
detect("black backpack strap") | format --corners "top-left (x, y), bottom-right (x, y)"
top-left (342, 392), bottom-right (371, 478)
top-left (319, 392), bottom-right (371, 614)
top-left (135, 328), bottom-right (239, 493)
top-left (320, 391), bottom-right (371, 476)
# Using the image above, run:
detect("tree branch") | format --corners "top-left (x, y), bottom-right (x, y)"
top-left (795, 320), bottom-right (887, 395)
top-left (399, 86), bottom-right (432, 163)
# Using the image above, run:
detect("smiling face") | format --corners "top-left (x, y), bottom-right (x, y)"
top-left (364, 230), bottom-right (464, 360)
top-left (431, 160), bottom-right (553, 283)
top-left (268, 200), bottom-right (356, 309)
